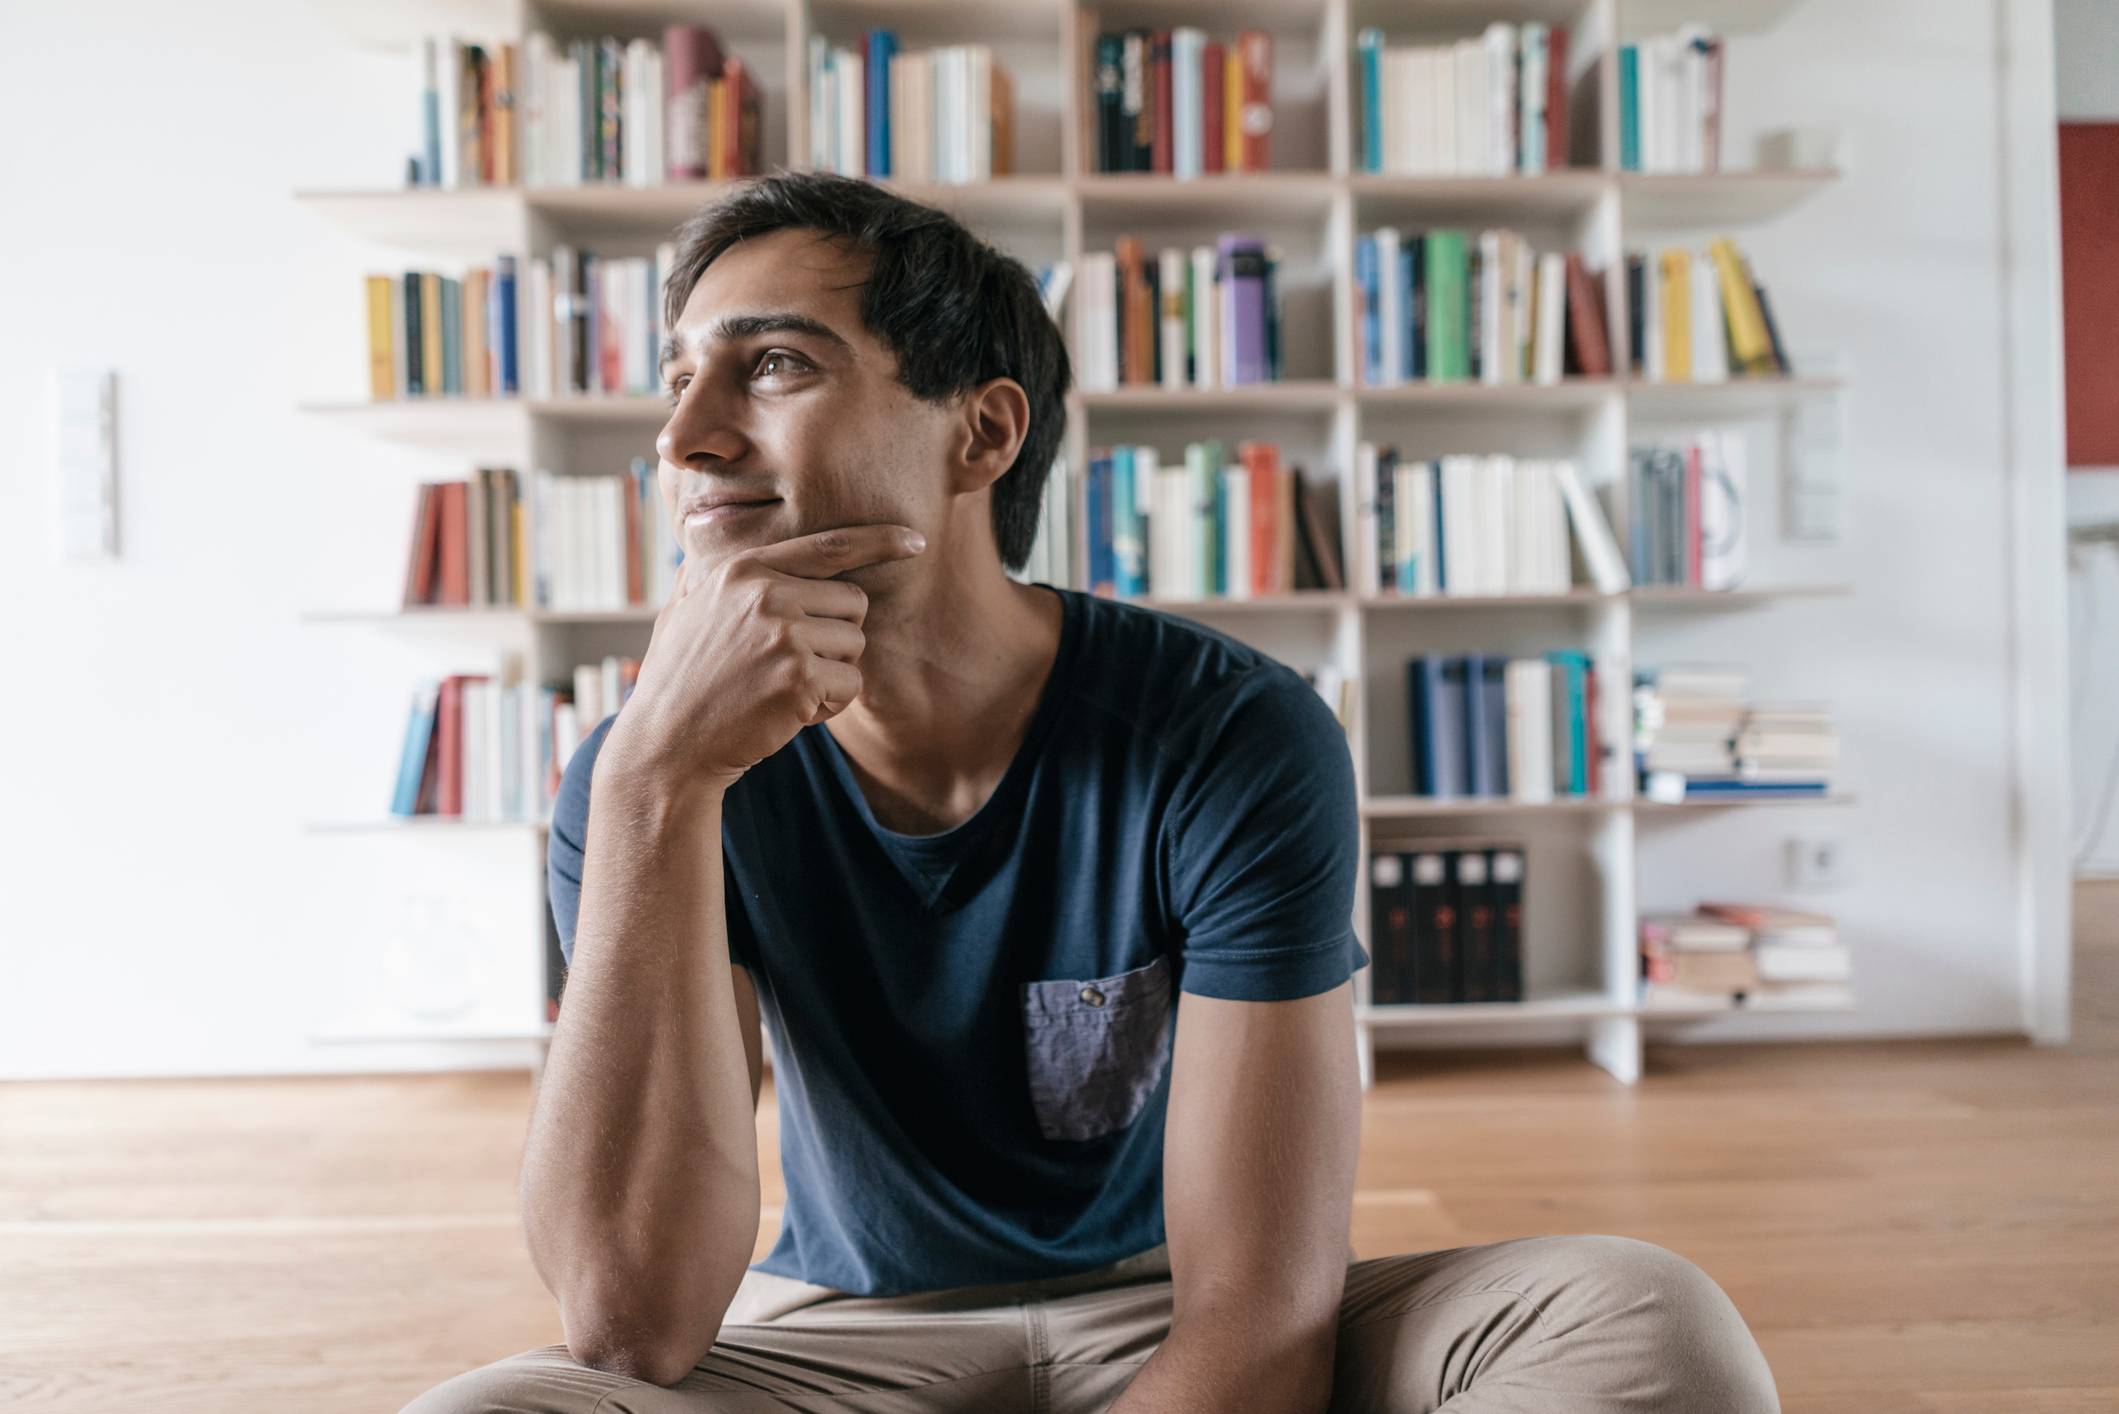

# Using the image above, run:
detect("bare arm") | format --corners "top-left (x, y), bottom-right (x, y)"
top-left (520, 753), bottom-right (761, 1386)
top-left (1109, 983), bottom-right (1361, 1414)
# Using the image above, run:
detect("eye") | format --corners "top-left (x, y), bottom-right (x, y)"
top-left (753, 349), bottom-right (813, 381)
top-left (663, 373), bottom-right (691, 407)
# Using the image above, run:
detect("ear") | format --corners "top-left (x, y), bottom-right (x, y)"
top-left (948, 376), bottom-right (1032, 496)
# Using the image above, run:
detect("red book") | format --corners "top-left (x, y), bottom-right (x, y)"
top-left (1237, 30), bottom-right (1272, 171)
top-left (1544, 26), bottom-right (1570, 169)
top-left (1150, 30), bottom-right (1173, 174)
top-left (437, 482), bottom-right (469, 606)
top-left (404, 484), bottom-right (442, 606)
top-left (1202, 41), bottom-right (1225, 174)
top-left (597, 266), bottom-right (623, 393)
top-left (434, 675), bottom-right (478, 817)
top-left (1563, 254), bottom-right (1612, 376)
top-left (664, 24), bottom-right (727, 180)
top-left (1684, 443), bottom-right (1703, 585)
top-left (1242, 441), bottom-right (1279, 595)
top-left (721, 57), bottom-right (751, 177)
top-left (1584, 664), bottom-right (1601, 795)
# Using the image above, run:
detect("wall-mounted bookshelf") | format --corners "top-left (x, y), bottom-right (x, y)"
top-left (301, 0), bottom-right (1853, 1084)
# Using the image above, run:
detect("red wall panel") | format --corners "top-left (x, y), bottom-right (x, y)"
top-left (2061, 122), bottom-right (2119, 467)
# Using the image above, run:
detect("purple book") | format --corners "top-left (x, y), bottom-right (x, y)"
top-left (1217, 234), bottom-right (1272, 385)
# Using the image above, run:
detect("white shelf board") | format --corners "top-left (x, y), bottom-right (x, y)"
top-left (1357, 378), bottom-right (1619, 411)
top-left (1629, 584), bottom-right (1854, 608)
top-left (1362, 589), bottom-right (1616, 610)
top-left (1075, 171), bottom-right (1337, 218)
top-left (1076, 381), bottom-right (1342, 413)
top-left (1128, 592), bottom-right (1352, 613)
top-left (1617, 0), bottom-right (1809, 40)
top-left (1358, 991), bottom-right (1624, 1027)
top-left (1619, 170), bottom-right (1840, 228)
top-left (1349, 171), bottom-right (1608, 217)
top-left (304, 817), bottom-right (547, 834)
top-left (1624, 376), bottom-right (1844, 417)
top-left (298, 395), bottom-right (667, 427)
top-left (1637, 985), bottom-right (1856, 1017)
top-left (1365, 795), bottom-right (1622, 820)
top-left (312, 1016), bottom-right (555, 1045)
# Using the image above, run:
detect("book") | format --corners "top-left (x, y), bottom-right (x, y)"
top-left (1357, 25), bottom-right (1570, 175)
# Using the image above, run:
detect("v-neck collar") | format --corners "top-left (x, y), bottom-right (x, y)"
top-left (805, 583), bottom-right (1082, 913)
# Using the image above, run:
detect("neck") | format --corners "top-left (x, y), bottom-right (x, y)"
top-left (824, 540), bottom-right (1064, 836)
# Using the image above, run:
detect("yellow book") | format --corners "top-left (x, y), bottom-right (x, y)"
top-left (365, 275), bottom-right (394, 401)
top-left (511, 499), bottom-right (528, 606)
top-left (462, 269), bottom-right (488, 399)
top-left (1658, 249), bottom-right (1692, 382)
top-left (420, 273), bottom-right (443, 398)
top-left (1225, 47), bottom-right (1243, 171)
top-left (1709, 238), bottom-right (1777, 375)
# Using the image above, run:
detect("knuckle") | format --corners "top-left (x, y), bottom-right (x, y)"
top-left (815, 529), bottom-right (852, 559)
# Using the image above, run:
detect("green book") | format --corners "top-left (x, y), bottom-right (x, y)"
top-left (1425, 231), bottom-right (1470, 382)
top-left (439, 276), bottom-right (462, 396)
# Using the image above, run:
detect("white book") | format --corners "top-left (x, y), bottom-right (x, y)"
top-left (1643, 247), bottom-right (1666, 381)
top-left (1518, 24), bottom-right (1548, 173)
top-left (606, 478), bottom-right (628, 607)
top-left (573, 664), bottom-right (601, 736)
top-left (1478, 231), bottom-right (1505, 384)
top-left (1534, 251), bottom-right (1566, 385)
top-left (1408, 50), bottom-right (1436, 174)
top-left (1513, 237), bottom-right (1537, 380)
top-left (1432, 43), bottom-right (1457, 176)
top-left (1483, 23), bottom-right (1517, 175)
top-left (1407, 460), bottom-right (1438, 595)
top-left (1553, 459), bottom-right (1631, 593)
top-left (1483, 454), bottom-right (1514, 594)
top-left (1757, 944), bottom-right (1851, 983)
top-left (1173, 28), bottom-right (1203, 178)
top-left (521, 34), bottom-right (550, 186)
top-left (573, 478), bottom-right (595, 610)
top-left (1189, 246), bottom-right (1219, 389)
top-left (1676, 26), bottom-right (1707, 173)
top-left (1152, 461), bottom-right (1191, 599)
top-left (1159, 248), bottom-right (1186, 390)
top-left (435, 38), bottom-right (463, 189)
top-left (1506, 658), bottom-right (1556, 802)
top-left (1353, 442), bottom-right (1381, 594)
top-left (1636, 38), bottom-right (1661, 174)
top-left (1543, 460), bottom-right (1572, 590)
top-left (1699, 432), bottom-right (1747, 590)
top-left (555, 50), bottom-right (582, 186)
top-left (461, 680), bottom-right (485, 821)
top-left (1079, 254), bottom-right (1114, 390)
top-left (1655, 36), bottom-right (1687, 175)
top-left (1691, 249), bottom-right (1729, 382)
top-left (487, 669), bottom-right (509, 820)
top-left (809, 38), bottom-right (830, 169)
top-left (971, 47), bottom-right (992, 180)
top-left (1224, 465), bottom-right (1251, 599)
top-left (1453, 39), bottom-right (1486, 176)
top-left (1379, 48), bottom-right (1404, 174)
top-left (1374, 227), bottom-right (1403, 384)
top-left (1440, 455), bottom-right (1479, 596)
top-left (517, 684), bottom-right (540, 820)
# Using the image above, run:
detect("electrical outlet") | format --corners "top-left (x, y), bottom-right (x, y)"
top-left (1785, 835), bottom-right (1851, 891)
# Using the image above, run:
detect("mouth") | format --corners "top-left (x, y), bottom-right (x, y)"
top-left (683, 498), bottom-right (781, 531)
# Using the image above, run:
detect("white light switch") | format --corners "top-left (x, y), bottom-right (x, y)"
top-left (53, 369), bottom-right (119, 561)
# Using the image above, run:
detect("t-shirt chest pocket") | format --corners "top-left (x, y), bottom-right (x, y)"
top-left (1019, 954), bottom-right (1174, 1142)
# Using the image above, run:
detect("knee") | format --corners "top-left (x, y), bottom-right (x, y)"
top-left (1539, 1236), bottom-right (1780, 1413)
top-left (398, 1345), bottom-right (627, 1414)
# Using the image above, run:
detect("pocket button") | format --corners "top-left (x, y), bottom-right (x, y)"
top-left (1079, 985), bottom-right (1107, 1007)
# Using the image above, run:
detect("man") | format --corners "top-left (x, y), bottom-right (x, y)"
top-left (407, 171), bottom-right (1778, 1414)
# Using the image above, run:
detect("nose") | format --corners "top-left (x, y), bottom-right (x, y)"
top-left (655, 373), bottom-right (748, 471)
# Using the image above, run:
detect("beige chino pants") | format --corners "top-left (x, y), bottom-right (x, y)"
top-left (404, 1234), bottom-right (1778, 1413)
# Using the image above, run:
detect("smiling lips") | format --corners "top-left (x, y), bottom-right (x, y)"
top-left (682, 496), bottom-right (780, 529)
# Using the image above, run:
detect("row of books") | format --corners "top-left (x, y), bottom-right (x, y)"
top-left (1639, 903), bottom-right (1849, 1010)
top-left (1076, 236), bottom-right (1282, 391)
top-left (1355, 228), bottom-right (1613, 387)
top-left (1354, 450), bottom-right (1627, 600)
top-left (1012, 460), bottom-right (1077, 593)
top-left (1083, 441), bottom-right (1345, 601)
top-left (1367, 844), bottom-right (1525, 1005)
top-left (1617, 29), bottom-right (1724, 176)
top-left (1629, 433), bottom-right (1747, 590)
top-left (407, 27), bottom-right (762, 190)
top-left (1623, 241), bottom-right (1789, 382)
top-left (1090, 29), bottom-right (1273, 176)
top-left (1408, 654), bottom-right (1617, 801)
top-left (1355, 23), bottom-right (1571, 177)
top-left (400, 462), bottom-right (681, 613)
top-left (387, 655), bottom-right (637, 823)
top-left (363, 244), bottom-right (675, 403)
top-left (1633, 666), bottom-right (1839, 802)
top-left (808, 36), bottom-right (1013, 182)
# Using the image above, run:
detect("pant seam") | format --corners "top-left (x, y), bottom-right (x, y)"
top-left (1024, 1296), bottom-right (1050, 1414)
top-left (585, 1360), bottom-right (1070, 1412)
top-left (1338, 1285), bottom-right (1549, 1339)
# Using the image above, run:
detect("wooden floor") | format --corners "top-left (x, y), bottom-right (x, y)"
top-left (4, 890), bottom-right (2116, 1413)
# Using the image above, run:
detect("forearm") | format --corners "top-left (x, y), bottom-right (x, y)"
top-left (520, 737), bottom-right (760, 1383)
top-left (1110, 1298), bottom-right (1337, 1414)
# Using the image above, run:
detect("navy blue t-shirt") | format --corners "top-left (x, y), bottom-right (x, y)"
top-left (548, 584), bottom-right (1364, 1296)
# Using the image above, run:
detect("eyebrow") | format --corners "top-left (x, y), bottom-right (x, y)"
top-left (659, 312), bottom-right (855, 374)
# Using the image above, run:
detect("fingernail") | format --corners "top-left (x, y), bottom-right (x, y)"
top-left (906, 532), bottom-right (927, 553)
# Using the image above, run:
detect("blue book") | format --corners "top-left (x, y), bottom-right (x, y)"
top-left (391, 680), bottom-right (441, 816)
top-left (1355, 237), bottom-right (1379, 386)
top-left (1404, 236), bottom-right (1426, 381)
top-left (1619, 46), bottom-right (1641, 172)
top-left (1113, 446), bottom-right (1147, 597)
top-left (1356, 28), bottom-right (1383, 172)
top-left (1410, 657), bottom-right (1473, 797)
top-left (1375, 447), bottom-right (1396, 594)
top-left (1466, 655), bottom-right (1510, 797)
top-left (866, 30), bottom-right (896, 177)
top-left (494, 256), bottom-right (518, 395)
top-left (1547, 651), bottom-right (1592, 794)
top-left (1678, 779), bottom-right (1829, 797)
top-left (1430, 459), bottom-right (1448, 591)
top-left (1087, 453), bottom-right (1115, 594)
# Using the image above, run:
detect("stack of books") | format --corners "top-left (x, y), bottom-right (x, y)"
top-left (1076, 236), bottom-right (1283, 391)
top-left (1367, 844), bottom-right (1526, 1005)
top-left (1406, 653), bottom-right (1615, 801)
top-left (1083, 441), bottom-right (1343, 601)
top-left (1354, 448), bottom-right (1629, 599)
top-left (1355, 228), bottom-right (1613, 386)
top-left (809, 34), bottom-right (1013, 182)
top-left (1640, 903), bottom-right (1849, 1009)
top-left (1354, 22), bottom-right (1572, 175)
top-left (1089, 28), bottom-right (1274, 175)
top-left (403, 470), bottom-right (529, 609)
top-left (1617, 28), bottom-right (1724, 175)
top-left (1622, 239), bottom-right (1789, 382)
top-left (532, 461), bottom-right (681, 613)
top-left (1634, 667), bottom-right (1838, 801)
top-left (364, 262), bottom-right (519, 401)
top-left (407, 26), bottom-right (762, 190)
top-left (1628, 432), bottom-right (1748, 589)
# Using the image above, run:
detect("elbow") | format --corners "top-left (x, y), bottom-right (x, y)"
top-left (566, 1331), bottom-right (710, 1389)
top-left (557, 1259), bottom-right (747, 1388)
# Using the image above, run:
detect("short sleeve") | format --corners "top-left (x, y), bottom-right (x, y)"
top-left (1164, 672), bottom-right (1368, 1001)
top-left (545, 713), bottom-right (759, 972)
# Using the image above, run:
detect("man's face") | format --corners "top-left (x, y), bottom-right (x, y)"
top-left (654, 228), bottom-right (954, 573)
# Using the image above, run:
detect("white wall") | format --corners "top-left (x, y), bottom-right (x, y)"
top-left (2056, 0), bottom-right (2119, 118)
top-left (0, 0), bottom-right (2063, 1077)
